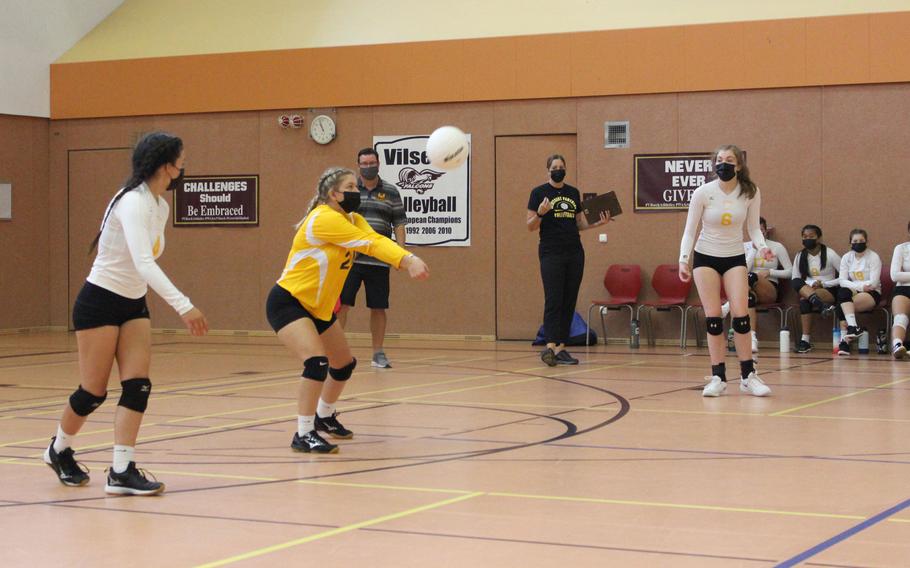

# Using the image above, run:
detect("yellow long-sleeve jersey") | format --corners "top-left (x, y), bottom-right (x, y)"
top-left (277, 205), bottom-right (410, 320)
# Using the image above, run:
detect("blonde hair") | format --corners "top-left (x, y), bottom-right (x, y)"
top-left (295, 167), bottom-right (355, 230)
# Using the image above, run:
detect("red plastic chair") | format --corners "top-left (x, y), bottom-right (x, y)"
top-left (637, 264), bottom-right (693, 348)
top-left (586, 264), bottom-right (642, 345)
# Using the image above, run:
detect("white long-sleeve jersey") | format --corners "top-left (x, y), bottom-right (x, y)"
top-left (679, 180), bottom-right (766, 263)
top-left (791, 246), bottom-right (841, 288)
top-left (838, 250), bottom-right (882, 293)
top-left (745, 239), bottom-right (791, 284)
top-left (890, 242), bottom-right (910, 285)
top-left (86, 184), bottom-right (193, 315)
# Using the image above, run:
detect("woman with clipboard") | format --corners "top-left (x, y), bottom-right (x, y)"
top-left (527, 154), bottom-right (610, 367)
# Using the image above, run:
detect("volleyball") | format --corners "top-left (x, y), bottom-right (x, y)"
top-left (426, 126), bottom-right (470, 170)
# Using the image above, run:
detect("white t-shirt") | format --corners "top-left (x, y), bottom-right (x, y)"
top-left (745, 239), bottom-right (791, 284)
top-left (87, 184), bottom-right (193, 315)
top-left (890, 242), bottom-right (910, 285)
top-left (679, 180), bottom-right (766, 263)
top-left (839, 250), bottom-right (882, 293)
top-left (791, 246), bottom-right (841, 288)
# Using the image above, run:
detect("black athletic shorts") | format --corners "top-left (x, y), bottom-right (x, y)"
top-left (894, 286), bottom-right (910, 299)
top-left (843, 289), bottom-right (882, 305)
top-left (340, 263), bottom-right (390, 309)
top-left (72, 281), bottom-right (150, 331)
top-left (692, 251), bottom-right (748, 276)
top-left (265, 284), bottom-right (336, 334)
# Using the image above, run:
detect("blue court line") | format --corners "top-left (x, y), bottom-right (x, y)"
top-left (776, 497), bottom-right (910, 567)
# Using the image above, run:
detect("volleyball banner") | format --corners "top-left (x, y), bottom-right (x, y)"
top-left (173, 175), bottom-right (259, 226)
top-left (634, 153), bottom-right (712, 211)
top-left (373, 135), bottom-right (471, 247)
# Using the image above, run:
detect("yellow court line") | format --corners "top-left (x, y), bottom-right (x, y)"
top-left (770, 377), bottom-right (910, 416)
top-left (194, 492), bottom-right (484, 568)
top-left (296, 479), bottom-right (474, 495)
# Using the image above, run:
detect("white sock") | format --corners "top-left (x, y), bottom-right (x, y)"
top-left (801, 334), bottom-right (811, 342)
top-left (112, 445), bottom-right (134, 474)
top-left (316, 398), bottom-right (336, 419)
top-left (846, 314), bottom-right (858, 327)
top-left (894, 338), bottom-right (903, 348)
top-left (751, 331), bottom-right (757, 339)
top-left (53, 425), bottom-right (73, 453)
top-left (297, 415), bottom-right (315, 436)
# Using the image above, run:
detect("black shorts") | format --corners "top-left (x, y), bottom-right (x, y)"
top-left (846, 290), bottom-right (883, 305)
top-left (894, 286), bottom-right (910, 299)
top-left (340, 263), bottom-right (390, 309)
top-left (265, 284), bottom-right (336, 334)
top-left (72, 281), bottom-right (150, 331)
top-left (692, 251), bottom-right (748, 276)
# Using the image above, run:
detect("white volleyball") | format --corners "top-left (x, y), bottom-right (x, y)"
top-left (426, 126), bottom-right (470, 170)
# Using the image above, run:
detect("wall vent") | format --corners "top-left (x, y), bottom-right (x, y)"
top-left (604, 121), bottom-right (630, 148)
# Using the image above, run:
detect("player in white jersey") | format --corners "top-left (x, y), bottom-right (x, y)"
top-left (44, 133), bottom-right (209, 496)
top-left (889, 221), bottom-right (910, 359)
top-left (679, 145), bottom-right (772, 397)
top-left (836, 229), bottom-right (882, 356)
top-left (790, 224), bottom-right (841, 353)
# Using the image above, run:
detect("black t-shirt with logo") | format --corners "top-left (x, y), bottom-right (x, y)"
top-left (527, 183), bottom-right (582, 254)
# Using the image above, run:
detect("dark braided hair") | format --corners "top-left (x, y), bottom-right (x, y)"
top-left (89, 132), bottom-right (183, 253)
top-left (798, 224), bottom-right (825, 280)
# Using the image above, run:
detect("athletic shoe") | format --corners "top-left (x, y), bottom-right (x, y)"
top-left (702, 376), bottom-right (726, 397)
top-left (893, 343), bottom-right (908, 360)
top-left (44, 438), bottom-right (89, 487)
top-left (740, 372), bottom-right (771, 397)
top-left (720, 301), bottom-right (731, 319)
top-left (291, 431), bottom-right (338, 454)
top-left (540, 348), bottom-right (557, 367)
top-left (820, 304), bottom-right (837, 317)
top-left (842, 325), bottom-right (862, 341)
top-left (837, 340), bottom-right (851, 357)
top-left (104, 462), bottom-right (164, 496)
top-left (315, 412), bottom-right (353, 439)
top-left (795, 340), bottom-right (813, 353)
top-left (751, 332), bottom-right (759, 354)
top-left (371, 352), bottom-right (391, 368)
top-left (555, 350), bottom-right (579, 365)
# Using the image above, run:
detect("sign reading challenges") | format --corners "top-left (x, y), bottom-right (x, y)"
top-left (174, 175), bottom-right (259, 226)
top-left (634, 153), bottom-right (712, 211)
top-left (373, 135), bottom-right (471, 247)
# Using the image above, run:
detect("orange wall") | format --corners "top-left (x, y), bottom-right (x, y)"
top-left (51, 12), bottom-right (910, 119)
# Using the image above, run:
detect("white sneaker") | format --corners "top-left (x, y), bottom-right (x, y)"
top-left (751, 332), bottom-right (759, 354)
top-left (702, 376), bottom-right (726, 397)
top-left (893, 343), bottom-right (907, 360)
top-left (720, 302), bottom-right (731, 319)
top-left (740, 372), bottom-right (771, 397)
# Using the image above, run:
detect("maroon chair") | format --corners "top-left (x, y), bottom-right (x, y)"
top-left (876, 266), bottom-right (895, 329)
top-left (637, 264), bottom-right (693, 348)
top-left (586, 264), bottom-right (642, 345)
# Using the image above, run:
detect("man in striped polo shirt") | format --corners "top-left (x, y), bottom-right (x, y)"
top-left (338, 148), bottom-right (408, 368)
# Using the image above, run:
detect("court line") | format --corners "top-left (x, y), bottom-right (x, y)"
top-left (770, 377), bottom-right (910, 416)
top-left (193, 492), bottom-right (484, 567)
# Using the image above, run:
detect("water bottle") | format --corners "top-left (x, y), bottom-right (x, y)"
top-left (858, 330), bottom-right (870, 354)
top-left (727, 328), bottom-right (735, 352)
top-left (779, 328), bottom-right (790, 353)
top-left (630, 318), bottom-right (640, 349)
top-left (876, 328), bottom-right (889, 354)
top-left (832, 321), bottom-right (841, 355)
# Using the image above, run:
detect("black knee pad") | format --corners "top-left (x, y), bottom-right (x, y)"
top-left (748, 272), bottom-right (759, 287)
top-left (799, 298), bottom-right (813, 314)
top-left (748, 291), bottom-right (757, 308)
top-left (732, 315), bottom-right (751, 334)
top-left (329, 358), bottom-right (357, 382)
top-left (302, 356), bottom-right (329, 382)
top-left (836, 288), bottom-right (853, 303)
top-left (118, 378), bottom-right (151, 413)
top-left (705, 316), bottom-right (724, 336)
top-left (69, 385), bottom-right (107, 417)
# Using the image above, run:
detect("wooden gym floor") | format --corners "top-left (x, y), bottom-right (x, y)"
top-left (0, 331), bottom-right (908, 567)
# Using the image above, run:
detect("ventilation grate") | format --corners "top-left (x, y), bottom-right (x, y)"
top-left (604, 121), bottom-right (630, 148)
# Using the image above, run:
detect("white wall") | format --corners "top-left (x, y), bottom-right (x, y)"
top-left (0, 0), bottom-right (123, 117)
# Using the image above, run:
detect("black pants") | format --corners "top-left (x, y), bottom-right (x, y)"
top-left (539, 247), bottom-right (585, 344)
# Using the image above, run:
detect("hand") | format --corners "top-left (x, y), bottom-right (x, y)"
top-left (181, 307), bottom-right (209, 336)
top-left (403, 255), bottom-right (429, 280)
top-left (863, 283), bottom-right (874, 293)
top-left (758, 247), bottom-right (774, 261)
top-left (678, 262), bottom-right (691, 283)
top-left (596, 211), bottom-right (611, 225)
top-left (811, 280), bottom-right (821, 289)
top-left (537, 197), bottom-right (552, 217)
top-left (756, 269), bottom-right (770, 280)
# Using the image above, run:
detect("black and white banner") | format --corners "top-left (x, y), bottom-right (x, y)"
top-left (374, 135), bottom-right (471, 246)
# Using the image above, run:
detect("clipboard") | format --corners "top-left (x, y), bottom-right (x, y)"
top-left (581, 191), bottom-right (622, 225)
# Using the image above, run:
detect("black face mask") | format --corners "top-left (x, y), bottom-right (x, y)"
top-left (338, 191), bottom-right (361, 213)
top-left (550, 169), bottom-right (566, 183)
top-left (359, 166), bottom-right (379, 180)
top-left (852, 242), bottom-right (867, 253)
top-left (802, 238), bottom-right (818, 250)
top-left (167, 167), bottom-right (185, 191)
top-left (715, 162), bottom-right (736, 182)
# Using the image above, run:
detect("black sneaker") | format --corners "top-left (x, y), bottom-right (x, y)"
top-left (843, 325), bottom-right (862, 341)
top-left (837, 340), bottom-right (852, 357)
top-left (104, 462), bottom-right (164, 496)
top-left (795, 340), bottom-right (813, 353)
top-left (291, 431), bottom-right (338, 454)
top-left (540, 348), bottom-right (557, 367)
top-left (820, 304), bottom-right (837, 317)
top-left (44, 438), bottom-right (89, 487)
top-left (315, 412), bottom-right (353, 439)
top-left (555, 350), bottom-right (579, 365)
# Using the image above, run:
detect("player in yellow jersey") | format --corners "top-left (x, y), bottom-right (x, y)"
top-left (266, 167), bottom-right (429, 453)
